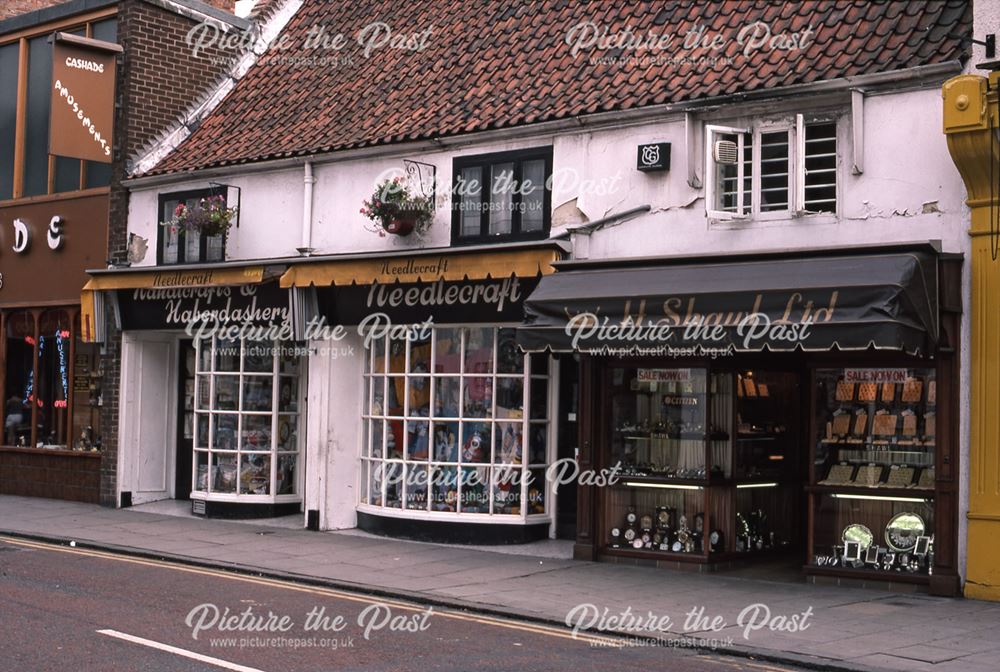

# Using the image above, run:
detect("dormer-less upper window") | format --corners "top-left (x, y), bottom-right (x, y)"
top-left (157, 189), bottom-right (227, 265)
top-left (705, 116), bottom-right (838, 221)
top-left (451, 147), bottom-right (552, 245)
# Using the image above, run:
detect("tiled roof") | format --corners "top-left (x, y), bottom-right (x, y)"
top-left (149, 0), bottom-right (971, 175)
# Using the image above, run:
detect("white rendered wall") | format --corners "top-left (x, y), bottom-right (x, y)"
top-left (126, 79), bottom-right (971, 553)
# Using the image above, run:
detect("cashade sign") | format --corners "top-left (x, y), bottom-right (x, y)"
top-left (49, 33), bottom-right (122, 163)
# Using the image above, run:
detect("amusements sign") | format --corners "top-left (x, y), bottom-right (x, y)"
top-left (50, 35), bottom-right (121, 163)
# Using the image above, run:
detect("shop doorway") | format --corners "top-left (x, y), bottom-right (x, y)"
top-left (555, 354), bottom-right (579, 539)
top-left (174, 340), bottom-right (195, 500)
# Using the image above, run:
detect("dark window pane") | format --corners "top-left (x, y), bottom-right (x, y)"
top-left (37, 310), bottom-right (72, 447)
top-left (54, 157), bottom-right (80, 193)
top-left (161, 197), bottom-right (181, 264)
top-left (90, 18), bottom-right (117, 43)
top-left (458, 166), bottom-right (481, 237)
top-left (5, 312), bottom-right (34, 447)
top-left (0, 43), bottom-right (18, 201)
top-left (521, 159), bottom-right (545, 232)
top-left (84, 19), bottom-right (118, 189)
top-left (489, 162), bottom-right (514, 235)
top-left (759, 131), bottom-right (789, 212)
top-left (24, 36), bottom-right (52, 197)
top-left (804, 122), bottom-right (837, 213)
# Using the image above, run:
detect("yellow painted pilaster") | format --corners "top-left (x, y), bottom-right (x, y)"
top-left (943, 73), bottom-right (1000, 600)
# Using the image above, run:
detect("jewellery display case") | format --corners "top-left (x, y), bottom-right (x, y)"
top-left (598, 364), bottom-right (801, 566)
top-left (807, 368), bottom-right (937, 581)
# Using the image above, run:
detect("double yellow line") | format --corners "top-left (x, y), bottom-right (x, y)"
top-left (0, 534), bottom-right (795, 672)
top-left (0, 535), bottom-right (614, 646)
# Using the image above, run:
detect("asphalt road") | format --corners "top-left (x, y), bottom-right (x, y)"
top-left (0, 536), bottom-right (807, 672)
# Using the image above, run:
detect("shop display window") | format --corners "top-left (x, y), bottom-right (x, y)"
top-left (809, 367), bottom-right (936, 576)
top-left (361, 327), bottom-right (551, 518)
top-left (810, 493), bottom-right (934, 575)
top-left (37, 310), bottom-right (71, 446)
top-left (4, 312), bottom-right (34, 447)
top-left (2, 309), bottom-right (99, 450)
top-left (600, 366), bottom-right (800, 560)
top-left (813, 368), bottom-right (936, 489)
top-left (192, 337), bottom-right (302, 499)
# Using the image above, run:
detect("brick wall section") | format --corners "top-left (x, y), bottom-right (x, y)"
top-left (0, 450), bottom-right (101, 504)
top-left (0, 0), bottom-right (236, 22)
top-left (99, 0), bottom-right (244, 505)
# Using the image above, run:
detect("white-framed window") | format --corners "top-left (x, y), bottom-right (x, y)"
top-left (192, 337), bottom-right (303, 499)
top-left (705, 115), bottom-right (839, 221)
top-left (360, 326), bottom-right (552, 520)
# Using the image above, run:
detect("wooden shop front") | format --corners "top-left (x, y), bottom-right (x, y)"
top-left (518, 243), bottom-right (962, 596)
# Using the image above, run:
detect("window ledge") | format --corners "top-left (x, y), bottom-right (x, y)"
top-left (708, 212), bottom-right (839, 230)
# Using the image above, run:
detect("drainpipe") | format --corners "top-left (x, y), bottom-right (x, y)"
top-left (297, 161), bottom-right (316, 256)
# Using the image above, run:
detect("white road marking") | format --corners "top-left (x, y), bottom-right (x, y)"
top-left (97, 629), bottom-right (268, 672)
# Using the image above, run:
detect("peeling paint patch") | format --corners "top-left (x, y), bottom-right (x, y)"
top-left (922, 200), bottom-right (942, 214)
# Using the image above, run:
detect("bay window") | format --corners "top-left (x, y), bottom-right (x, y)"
top-left (361, 326), bottom-right (552, 519)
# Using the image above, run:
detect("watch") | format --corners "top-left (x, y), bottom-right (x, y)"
top-left (624, 528), bottom-right (636, 541)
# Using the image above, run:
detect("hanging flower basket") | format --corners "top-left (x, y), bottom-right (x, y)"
top-left (361, 177), bottom-right (434, 238)
top-left (160, 195), bottom-right (238, 238)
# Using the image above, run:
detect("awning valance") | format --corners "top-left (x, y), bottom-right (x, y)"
top-left (279, 246), bottom-right (561, 288)
top-left (80, 265), bottom-right (281, 343)
top-left (517, 250), bottom-right (939, 355)
top-left (82, 265), bottom-right (269, 291)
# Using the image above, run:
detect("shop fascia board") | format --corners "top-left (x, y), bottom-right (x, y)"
top-left (123, 60), bottom-right (963, 191)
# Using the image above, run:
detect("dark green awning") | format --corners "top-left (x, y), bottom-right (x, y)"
top-left (517, 249), bottom-right (938, 355)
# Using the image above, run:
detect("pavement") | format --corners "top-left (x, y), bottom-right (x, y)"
top-left (2, 495), bottom-right (999, 672)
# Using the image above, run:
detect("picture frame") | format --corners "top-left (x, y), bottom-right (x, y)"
top-left (864, 545), bottom-right (880, 565)
top-left (914, 535), bottom-right (931, 557)
top-left (844, 540), bottom-right (862, 562)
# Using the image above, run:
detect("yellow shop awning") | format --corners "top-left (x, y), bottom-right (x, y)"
top-left (279, 244), bottom-right (563, 288)
top-left (82, 265), bottom-right (268, 292)
top-left (80, 264), bottom-right (278, 342)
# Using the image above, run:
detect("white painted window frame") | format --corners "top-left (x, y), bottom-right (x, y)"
top-left (359, 325), bottom-right (553, 524)
top-left (706, 114), bottom-right (841, 222)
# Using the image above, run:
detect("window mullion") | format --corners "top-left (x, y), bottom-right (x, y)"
top-left (736, 134), bottom-right (745, 217)
top-left (511, 160), bottom-right (523, 236)
top-left (794, 114), bottom-right (806, 213)
top-left (751, 129), bottom-right (761, 217)
top-left (480, 162), bottom-right (490, 238)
